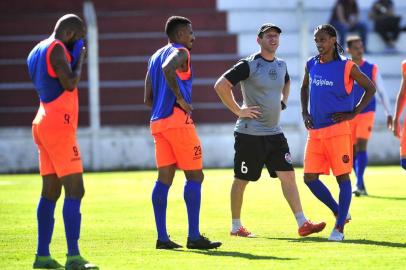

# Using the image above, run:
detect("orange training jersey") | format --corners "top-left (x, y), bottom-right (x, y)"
top-left (28, 38), bottom-right (79, 130)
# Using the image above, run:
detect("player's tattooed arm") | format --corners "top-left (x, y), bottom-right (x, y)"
top-left (300, 67), bottom-right (313, 129)
top-left (144, 70), bottom-right (153, 107)
top-left (51, 43), bottom-right (86, 91)
top-left (162, 49), bottom-right (192, 114)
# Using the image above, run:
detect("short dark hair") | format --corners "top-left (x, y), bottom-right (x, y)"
top-left (165, 16), bottom-right (191, 39)
top-left (346, 35), bottom-right (362, 48)
top-left (54, 14), bottom-right (84, 35)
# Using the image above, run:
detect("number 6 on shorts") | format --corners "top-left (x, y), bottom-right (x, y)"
top-left (241, 161), bottom-right (248, 174)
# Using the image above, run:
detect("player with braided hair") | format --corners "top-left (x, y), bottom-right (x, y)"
top-left (300, 24), bottom-right (376, 241)
top-left (313, 24), bottom-right (346, 61)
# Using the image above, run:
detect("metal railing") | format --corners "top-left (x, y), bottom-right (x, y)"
top-left (83, 0), bottom-right (100, 170)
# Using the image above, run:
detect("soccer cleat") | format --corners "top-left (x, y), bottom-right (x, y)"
top-left (65, 255), bottom-right (99, 270)
top-left (298, 220), bottom-right (326, 237)
top-left (186, 235), bottom-right (222, 249)
top-left (353, 188), bottom-right (368, 197)
top-left (230, 226), bottom-right (255, 238)
top-left (156, 239), bottom-right (183, 249)
top-left (33, 255), bottom-right (64, 269)
top-left (328, 228), bottom-right (344, 241)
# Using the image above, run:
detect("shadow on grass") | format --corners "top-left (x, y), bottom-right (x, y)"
top-left (263, 236), bottom-right (406, 248)
top-left (171, 249), bottom-right (297, 260)
top-left (366, 195), bottom-right (406, 201)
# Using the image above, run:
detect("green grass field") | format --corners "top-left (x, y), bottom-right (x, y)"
top-left (0, 167), bottom-right (405, 270)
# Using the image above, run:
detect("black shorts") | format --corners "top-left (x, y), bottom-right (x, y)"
top-left (234, 132), bottom-right (294, 181)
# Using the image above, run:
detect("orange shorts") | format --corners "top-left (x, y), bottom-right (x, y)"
top-left (349, 111), bottom-right (375, 142)
top-left (304, 122), bottom-right (352, 176)
top-left (151, 107), bottom-right (202, 170)
top-left (401, 120), bottom-right (406, 157)
top-left (32, 124), bottom-right (83, 178)
top-left (153, 127), bottom-right (203, 170)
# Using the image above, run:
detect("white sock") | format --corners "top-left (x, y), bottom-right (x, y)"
top-left (294, 212), bottom-right (307, 227)
top-left (232, 219), bottom-right (242, 232)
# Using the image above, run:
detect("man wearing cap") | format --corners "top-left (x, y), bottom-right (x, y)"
top-left (214, 23), bottom-right (326, 238)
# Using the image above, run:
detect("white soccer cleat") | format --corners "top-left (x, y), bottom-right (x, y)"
top-left (328, 228), bottom-right (344, 241)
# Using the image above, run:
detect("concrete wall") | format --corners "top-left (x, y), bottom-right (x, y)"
top-left (0, 123), bottom-right (400, 174)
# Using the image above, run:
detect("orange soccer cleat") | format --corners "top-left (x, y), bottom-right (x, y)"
top-left (298, 220), bottom-right (326, 237)
top-left (230, 226), bottom-right (255, 238)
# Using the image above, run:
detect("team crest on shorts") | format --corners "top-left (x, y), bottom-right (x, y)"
top-left (342, 155), bottom-right (350, 163)
top-left (285, 153), bottom-right (292, 164)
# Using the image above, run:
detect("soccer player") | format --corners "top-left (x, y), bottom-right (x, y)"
top-left (27, 14), bottom-right (98, 269)
top-left (346, 35), bottom-right (393, 196)
top-left (214, 23), bottom-right (326, 238)
top-left (144, 16), bottom-right (222, 250)
top-left (393, 60), bottom-right (406, 170)
top-left (301, 24), bottom-right (376, 241)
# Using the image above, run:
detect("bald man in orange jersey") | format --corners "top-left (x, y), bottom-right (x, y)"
top-left (27, 14), bottom-right (98, 269)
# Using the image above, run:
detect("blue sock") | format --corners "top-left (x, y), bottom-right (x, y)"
top-left (355, 151), bottom-right (368, 189)
top-left (305, 179), bottom-right (339, 214)
top-left (36, 197), bottom-right (56, 256)
top-left (63, 198), bottom-right (81, 256)
top-left (353, 153), bottom-right (357, 175)
top-left (336, 180), bottom-right (352, 231)
top-left (152, 181), bottom-right (170, 242)
top-left (401, 159), bottom-right (406, 170)
top-left (184, 180), bottom-right (202, 240)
